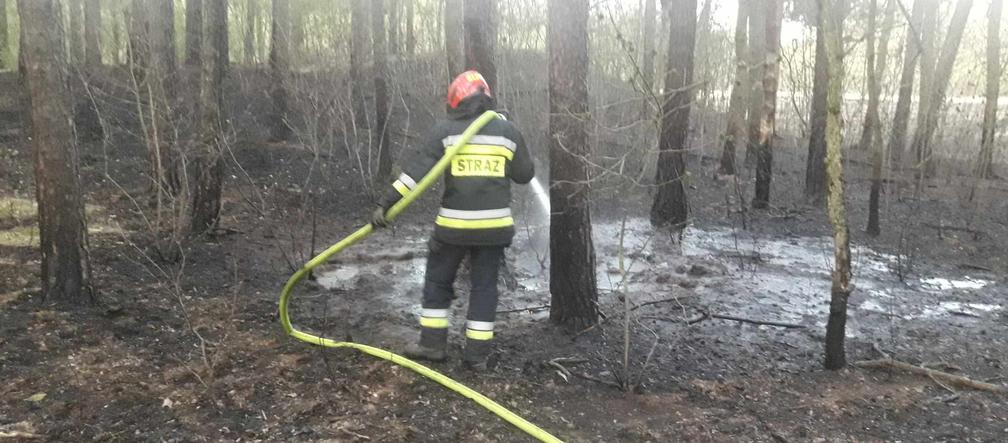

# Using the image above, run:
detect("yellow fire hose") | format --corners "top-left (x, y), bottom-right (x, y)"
top-left (278, 111), bottom-right (563, 443)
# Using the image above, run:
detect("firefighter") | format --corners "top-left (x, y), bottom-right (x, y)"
top-left (371, 70), bottom-right (534, 370)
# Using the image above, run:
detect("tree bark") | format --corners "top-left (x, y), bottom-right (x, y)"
top-left (405, 0), bottom-right (415, 56)
top-left (639, 0), bottom-right (657, 116)
top-left (867, 0), bottom-right (896, 236)
top-left (269, 0), bottom-right (291, 141)
top-left (19, 0), bottom-right (93, 302)
top-left (112, 7), bottom-right (123, 64)
top-left (190, 0), bottom-right (227, 234)
top-left (69, 0), bottom-right (86, 65)
top-left (976, 0), bottom-right (1003, 179)
top-left (911, 0), bottom-right (939, 177)
top-left (350, 0), bottom-right (369, 129)
top-left (804, 15), bottom-right (828, 202)
top-left (373, 0), bottom-right (392, 181)
top-left (289, 3), bottom-right (303, 60)
top-left (388, 0), bottom-right (399, 55)
top-left (548, 0), bottom-right (598, 330)
top-left (445, 0), bottom-right (463, 79)
top-left (909, 0), bottom-right (973, 181)
top-left (887, 0), bottom-right (924, 171)
top-left (146, 0), bottom-right (180, 195)
top-left (0, 0), bottom-right (7, 70)
top-left (128, 0), bottom-right (149, 82)
top-left (84, 0), bottom-right (102, 68)
top-left (822, 0), bottom-right (850, 370)
top-left (857, 0), bottom-right (879, 154)
top-left (186, 0), bottom-right (203, 67)
top-left (650, 0), bottom-right (695, 228)
top-left (464, 0), bottom-right (497, 92)
top-left (752, 0), bottom-right (783, 210)
top-left (744, 1), bottom-right (766, 166)
top-left (159, 0), bottom-right (178, 76)
top-left (718, 0), bottom-right (748, 176)
top-left (244, 0), bottom-right (256, 64)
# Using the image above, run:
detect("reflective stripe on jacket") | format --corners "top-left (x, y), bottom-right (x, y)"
top-left (380, 109), bottom-right (534, 246)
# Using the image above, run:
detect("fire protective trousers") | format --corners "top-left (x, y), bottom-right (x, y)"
top-left (418, 238), bottom-right (503, 345)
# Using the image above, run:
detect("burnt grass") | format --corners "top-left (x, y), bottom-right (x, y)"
top-left (2, 74), bottom-right (1007, 441)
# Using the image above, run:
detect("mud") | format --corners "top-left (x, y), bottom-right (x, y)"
top-left (309, 213), bottom-right (1004, 350)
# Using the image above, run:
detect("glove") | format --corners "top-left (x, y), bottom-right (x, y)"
top-left (371, 206), bottom-right (389, 228)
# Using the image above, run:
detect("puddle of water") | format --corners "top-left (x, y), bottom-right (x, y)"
top-left (314, 268), bottom-right (360, 289)
top-left (919, 301), bottom-right (1003, 319)
top-left (919, 277), bottom-right (992, 291)
top-left (311, 216), bottom-right (1005, 342)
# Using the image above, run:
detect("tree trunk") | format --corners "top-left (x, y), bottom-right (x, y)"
top-left (244, 0), bottom-right (256, 64)
top-left (804, 16), bottom-right (828, 202)
top-left (190, 0), bottom-right (227, 234)
top-left (112, 12), bottom-right (123, 64)
top-left (909, 0), bottom-right (973, 182)
top-left (744, 1), bottom-right (766, 166)
top-left (186, 0), bottom-right (203, 67)
top-left (69, 0), bottom-right (86, 65)
top-left (160, 0), bottom-right (178, 76)
top-left (717, 0), bottom-right (748, 176)
top-left (350, 0), bottom-right (369, 129)
top-left (405, 0), bottom-right (415, 56)
top-left (445, 0), bottom-right (463, 79)
top-left (146, 0), bottom-right (180, 195)
top-left (464, 0), bottom-right (497, 92)
top-left (19, 0), bottom-right (93, 302)
top-left (84, 0), bottom-right (102, 68)
top-left (650, 0), bottom-right (695, 228)
top-left (373, 0), bottom-right (392, 181)
top-left (655, 0), bottom-right (670, 91)
top-left (548, 0), bottom-right (598, 330)
top-left (976, 0), bottom-right (1002, 179)
top-left (0, 0), bottom-right (7, 70)
top-left (388, 0), bottom-right (399, 55)
top-left (289, 4), bottom-right (303, 60)
top-left (887, 0), bottom-right (924, 171)
top-left (128, 0), bottom-right (149, 82)
top-left (639, 0), bottom-right (657, 116)
top-left (822, 0), bottom-right (850, 370)
top-left (867, 0), bottom-right (896, 236)
top-left (269, 0), bottom-right (291, 141)
top-left (911, 0), bottom-right (939, 177)
top-left (752, 0), bottom-right (783, 210)
top-left (857, 0), bottom-right (879, 154)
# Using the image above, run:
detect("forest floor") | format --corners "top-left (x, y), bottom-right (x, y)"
top-left (2, 103), bottom-right (1008, 441)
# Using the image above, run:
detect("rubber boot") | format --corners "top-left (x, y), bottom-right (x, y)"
top-left (404, 328), bottom-right (447, 362)
top-left (463, 338), bottom-right (492, 371)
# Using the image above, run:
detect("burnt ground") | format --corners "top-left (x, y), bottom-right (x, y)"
top-left (2, 75), bottom-right (1008, 441)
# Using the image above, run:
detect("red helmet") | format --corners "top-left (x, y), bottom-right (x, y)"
top-left (447, 70), bottom-right (492, 109)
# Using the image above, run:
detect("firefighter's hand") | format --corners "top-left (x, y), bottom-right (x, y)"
top-left (371, 206), bottom-right (389, 228)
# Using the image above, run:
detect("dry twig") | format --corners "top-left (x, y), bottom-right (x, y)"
top-left (855, 359), bottom-right (1008, 395)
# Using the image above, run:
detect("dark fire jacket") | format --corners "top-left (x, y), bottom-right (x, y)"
top-left (380, 97), bottom-right (535, 246)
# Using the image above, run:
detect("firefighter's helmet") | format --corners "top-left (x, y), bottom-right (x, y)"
top-left (447, 70), bottom-right (492, 109)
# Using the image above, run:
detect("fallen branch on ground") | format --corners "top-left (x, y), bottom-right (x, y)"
top-left (545, 357), bottom-right (587, 383)
top-left (575, 371), bottom-right (623, 389)
top-left (0, 431), bottom-right (42, 439)
top-left (709, 312), bottom-right (805, 329)
top-left (957, 263), bottom-right (995, 273)
top-left (629, 294), bottom-right (698, 312)
top-left (496, 304), bottom-right (550, 314)
top-left (0, 421), bottom-right (41, 439)
top-left (854, 359), bottom-right (1008, 395)
top-left (337, 427), bottom-right (371, 441)
top-left (640, 311), bottom-right (708, 325)
top-left (922, 223), bottom-right (984, 239)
